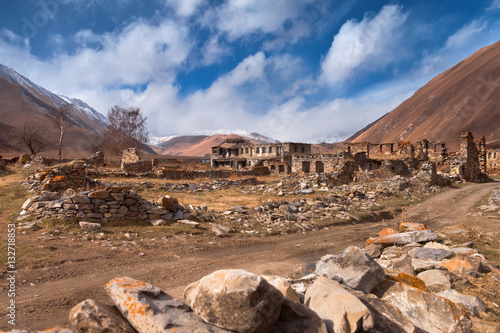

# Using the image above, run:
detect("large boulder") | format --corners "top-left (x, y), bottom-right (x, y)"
top-left (367, 230), bottom-right (437, 246)
top-left (262, 275), bottom-right (300, 303)
top-left (372, 280), bottom-right (471, 333)
top-left (106, 276), bottom-right (230, 333)
top-left (184, 269), bottom-right (285, 333)
top-left (304, 277), bottom-right (373, 333)
top-left (272, 298), bottom-right (328, 333)
top-left (69, 299), bottom-right (135, 333)
top-left (316, 246), bottom-right (385, 293)
top-left (437, 289), bottom-right (487, 317)
top-left (353, 291), bottom-right (416, 333)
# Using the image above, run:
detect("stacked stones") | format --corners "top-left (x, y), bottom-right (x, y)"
top-left (16, 223), bottom-right (499, 333)
top-left (28, 160), bottom-right (89, 192)
top-left (20, 189), bottom-right (209, 225)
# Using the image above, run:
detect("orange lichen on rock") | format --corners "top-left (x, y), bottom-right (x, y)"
top-left (52, 175), bottom-right (66, 182)
top-left (399, 222), bottom-right (427, 232)
top-left (385, 272), bottom-right (427, 290)
top-left (378, 228), bottom-right (397, 237)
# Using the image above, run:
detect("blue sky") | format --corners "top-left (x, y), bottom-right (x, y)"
top-left (1, 0), bottom-right (499, 142)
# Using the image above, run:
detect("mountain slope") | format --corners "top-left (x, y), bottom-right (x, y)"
top-left (349, 40), bottom-right (500, 149)
top-left (0, 64), bottom-right (109, 156)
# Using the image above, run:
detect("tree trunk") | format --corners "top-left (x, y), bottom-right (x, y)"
top-left (59, 124), bottom-right (64, 160)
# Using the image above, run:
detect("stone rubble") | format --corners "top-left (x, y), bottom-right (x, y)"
top-left (9, 221), bottom-right (499, 333)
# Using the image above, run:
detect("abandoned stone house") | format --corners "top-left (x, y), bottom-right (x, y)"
top-left (210, 138), bottom-right (311, 173)
top-left (487, 148), bottom-right (500, 172)
top-left (211, 132), bottom-right (488, 181)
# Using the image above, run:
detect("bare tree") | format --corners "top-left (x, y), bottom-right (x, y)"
top-left (19, 122), bottom-right (50, 155)
top-left (54, 103), bottom-right (73, 160)
top-left (105, 105), bottom-right (149, 154)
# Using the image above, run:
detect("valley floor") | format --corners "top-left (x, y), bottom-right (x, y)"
top-left (0, 174), bottom-right (499, 330)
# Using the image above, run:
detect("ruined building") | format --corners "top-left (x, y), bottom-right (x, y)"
top-left (211, 139), bottom-right (311, 174)
top-left (211, 132), bottom-right (488, 182)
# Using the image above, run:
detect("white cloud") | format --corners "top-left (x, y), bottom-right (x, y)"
top-left (445, 19), bottom-right (488, 49)
top-left (487, 0), bottom-right (500, 11)
top-left (320, 4), bottom-right (408, 85)
top-left (203, 0), bottom-right (310, 41)
top-left (164, 0), bottom-right (205, 17)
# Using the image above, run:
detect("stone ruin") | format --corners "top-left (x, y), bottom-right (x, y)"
top-left (121, 148), bottom-right (158, 173)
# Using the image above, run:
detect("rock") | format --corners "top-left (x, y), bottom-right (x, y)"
top-left (411, 247), bottom-right (455, 261)
top-left (437, 289), bottom-right (488, 317)
top-left (69, 299), bottom-right (135, 333)
top-left (416, 270), bottom-right (454, 292)
top-left (378, 228), bottom-right (397, 237)
top-left (385, 272), bottom-right (426, 290)
top-left (88, 191), bottom-right (110, 199)
top-left (367, 230), bottom-right (437, 246)
top-left (177, 219), bottom-right (200, 227)
top-left (184, 269), bottom-right (284, 333)
top-left (316, 246), bottom-right (385, 293)
top-left (231, 206), bottom-right (246, 213)
top-left (372, 280), bottom-right (471, 333)
top-left (391, 254), bottom-right (415, 276)
top-left (174, 210), bottom-right (184, 221)
top-left (71, 195), bottom-right (91, 204)
top-left (354, 291), bottom-right (417, 333)
top-left (262, 275), bottom-right (300, 303)
top-left (272, 298), bottom-right (327, 333)
top-left (188, 183), bottom-right (197, 191)
top-left (79, 222), bottom-right (102, 232)
top-left (298, 188), bottom-right (315, 195)
top-left (150, 219), bottom-right (167, 226)
top-left (21, 196), bottom-right (41, 210)
top-left (470, 318), bottom-right (500, 333)
top-left (399, 222), bottom-right (427, 232)
top-left (212, 223), bottom-right (231, 236)
top-left (364, 244), bottom-right (383, 258)
top-left (411, 258), bottom-right (444, 273)
top-left (123, 233), bottom-right (134, 241)
top-left (441, 255), bottom-right (486, 277)
top-left (451, 247), bottom-right (478, 256)
top-left (424, 242), bottom-right (451, 251)
top-left (160, 196), bottom-right (179, 212)
top-left (106, 276), bottom-right (229, 333)
top-left (304, 277), bottom-right (373, 333)
top-left (439, 225), bottom-right (471, 237)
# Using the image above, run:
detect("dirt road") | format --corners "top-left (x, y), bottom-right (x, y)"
top-left (2, 181), bottom-right (499, 330)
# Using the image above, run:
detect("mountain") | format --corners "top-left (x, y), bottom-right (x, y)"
top-left (150, 132), bottom-right (278, 156)
top-left (349, 40), bottom-right (500, 149)
top-left (0, 64), bottom-right (108, 157)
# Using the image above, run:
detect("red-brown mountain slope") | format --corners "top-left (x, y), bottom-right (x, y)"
top-left (349, 40), bottom-right (500, 149)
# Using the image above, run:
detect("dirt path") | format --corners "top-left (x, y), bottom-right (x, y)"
top-left (2, 181), bottom-right (499, 330)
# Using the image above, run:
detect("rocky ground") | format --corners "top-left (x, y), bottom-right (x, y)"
top-left (0, 166), bottom-right (499, 331)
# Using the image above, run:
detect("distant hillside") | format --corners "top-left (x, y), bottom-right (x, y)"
top-left (150, 132), bottom-right (278, 156)
top-left (0, 64), bottom-right (110, 157)
top-left (349, 40), bottom-right (500, 149)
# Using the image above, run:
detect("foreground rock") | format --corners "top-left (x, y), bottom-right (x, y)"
top-left (69, 299), bottom-right (136, 333)
top-left (372, 280), bottom-right (471, 333)
top-left (184, 269), bottom-right (285, 333)
top-left (272, 299), bottom-right (327, 333)
top-left (304, 277), bottom-right (373, 333)
top-left (316, 246), bottom-right (385, 293)
top-left (437, 289), bottom-right (488, 317)
top-left (353, 292), bottom-right (417, 333)
top-left (367, 230), bottom-right (437, 246)
top-left (79, 221), bottom-right (102, 232)
top-left (106, 276), bottom-right (230, 333)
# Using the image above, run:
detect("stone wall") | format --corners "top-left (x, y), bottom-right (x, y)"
top-left (21, 187), bottom-right (194, 224)
top-left (29, 160), bottom-right (89, 191)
